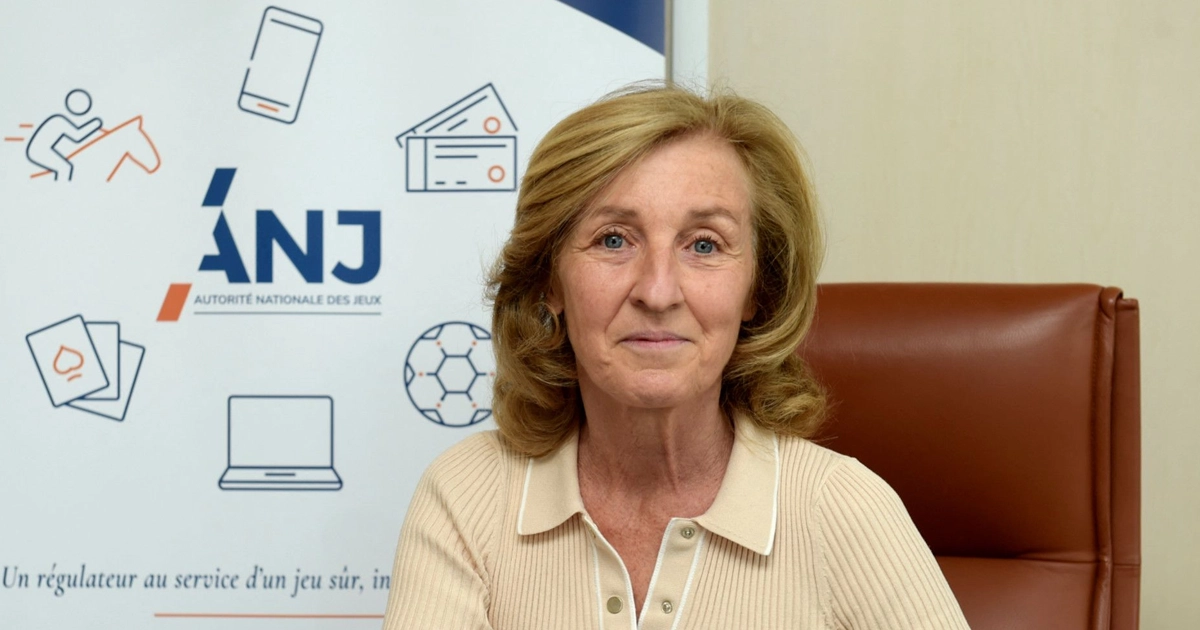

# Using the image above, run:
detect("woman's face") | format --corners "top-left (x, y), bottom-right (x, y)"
top-left (548, 133), bottom-right (756, 411)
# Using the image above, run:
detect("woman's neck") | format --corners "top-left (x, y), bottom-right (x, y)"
top-left (576, 387), bottom-right (735, 501)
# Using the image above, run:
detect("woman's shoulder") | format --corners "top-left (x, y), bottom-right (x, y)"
top-left (776, 435), bottom-right (905, 512)
top-left (420, 429), bottom-right (526, 487)
top-left (776, 434), bottom-right (860, 481)
top-left (406, 430), bottom-right (526, 541)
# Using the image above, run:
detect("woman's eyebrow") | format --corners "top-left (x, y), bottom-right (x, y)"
top-left (583, 206), bottom-right (639, 222)
top-left (583, 206), bottom-right (741, 225)
top-left (687, 207), bottom-right (741, 225)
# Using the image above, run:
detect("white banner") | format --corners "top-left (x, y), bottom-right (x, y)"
top-left (0, 1), bottom-right (663, 626)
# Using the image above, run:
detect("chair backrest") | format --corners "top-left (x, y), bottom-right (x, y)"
top-left (799, 283), bottom-right (1141, 630)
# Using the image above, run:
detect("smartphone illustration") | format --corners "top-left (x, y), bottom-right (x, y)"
top-left (238, 6), bottom-right (323, 124)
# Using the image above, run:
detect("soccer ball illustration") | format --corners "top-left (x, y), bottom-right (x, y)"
top-left (404, 321), bottom-right (495, 427)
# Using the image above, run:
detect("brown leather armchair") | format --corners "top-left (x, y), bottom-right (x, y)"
top-left (800, 284), bottom-right (1141, 630)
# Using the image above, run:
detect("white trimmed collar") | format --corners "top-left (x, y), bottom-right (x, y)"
top-left (516, 414), bottom-right (780, 556)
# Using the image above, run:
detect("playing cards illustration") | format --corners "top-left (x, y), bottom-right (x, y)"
top-left (26, 315), bottom-right (146, 421)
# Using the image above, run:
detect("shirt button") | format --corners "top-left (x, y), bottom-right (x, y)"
top-left (607, 596), bottom-right (623, 614)
top-left (681, 526), bottom-right (696, 539)
top-left (662, 600), bottom-right (674, 614)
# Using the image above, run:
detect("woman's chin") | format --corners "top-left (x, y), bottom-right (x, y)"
top-left (611, 376), bottom-right (710, 411)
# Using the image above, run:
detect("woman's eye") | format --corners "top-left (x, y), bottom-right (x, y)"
top-left (603, 234), bottom-right (625, 249)
top-left (692, 239), bottom-right (716, 254)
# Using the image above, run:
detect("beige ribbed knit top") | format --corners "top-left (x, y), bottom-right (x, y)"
top-left (383, 418), bottom-right (970, 629)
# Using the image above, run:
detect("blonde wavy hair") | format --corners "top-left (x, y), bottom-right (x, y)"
top-left (486, 84), bottom-right (825, 457)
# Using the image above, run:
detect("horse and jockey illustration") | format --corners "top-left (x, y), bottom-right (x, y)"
top-left (17, 89), bottom-right (161, 182)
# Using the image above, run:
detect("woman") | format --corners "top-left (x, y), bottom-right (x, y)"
top-left (383, 85), bottom-right (970, 629)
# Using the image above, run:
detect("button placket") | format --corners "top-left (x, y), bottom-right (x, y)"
top-left (637, 520), bottom-right (704, 630)
top-left (583, 515), bottom-right (636, 630)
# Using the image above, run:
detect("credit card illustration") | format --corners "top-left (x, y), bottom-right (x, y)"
top-left (238, 6), bottom-right (323, 124)
top-left (396, 84), bottom-right (519, 192)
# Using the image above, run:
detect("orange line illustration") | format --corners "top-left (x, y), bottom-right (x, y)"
top-left (4, 137), bottom-right (24, 142)
top-left (19, 123), bottom-right (33, 128)
top-left (29, 115), bottom-right (162, 181)
top-left (154, 613), bottom-right (384, 619)
top-left (256, 102), bottom-right (280, 112)
top-left (52, 345), bottom-right (86, 382)
top-left (157, 283), bottom-right (192, 322)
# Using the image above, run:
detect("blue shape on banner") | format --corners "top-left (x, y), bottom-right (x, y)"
top-left (192, 168), bottom-right (383, 288)
top-left (255, 210), bottom-right (323, 282)
top-left (199, 212), bottom-right (252, 283)
top-left (557, 0), bottom-right (665, 54)
top-left (25, 315), bottom-right (146, 421)
top-left (404, 322), bottom-right (495, 427)
top-left (395, 84), bottom-right (518, 193)
top-left (331, 211), bottom-right (382, 284)
top-left (202, 168), bottom-right (237, 207)
top-left (218, 395), bottom-right (343, 491)
top-left (238, 7), bottom-right (323, 124)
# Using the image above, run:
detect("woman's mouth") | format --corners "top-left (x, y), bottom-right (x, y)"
top-left (622, 331), bottom-right (688, 349)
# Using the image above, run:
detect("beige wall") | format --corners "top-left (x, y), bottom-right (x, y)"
top-left (710, 1), bottom-right (1199, 626)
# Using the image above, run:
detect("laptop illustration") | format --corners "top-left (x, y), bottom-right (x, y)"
top-left (218, 395), bottom-right (342, 491)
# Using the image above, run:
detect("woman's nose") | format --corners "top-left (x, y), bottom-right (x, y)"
top-left (629, 243), bottom-right (684, 312)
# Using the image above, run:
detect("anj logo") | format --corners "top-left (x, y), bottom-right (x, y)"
top-left (157, 168), bottom-right (383, 322)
